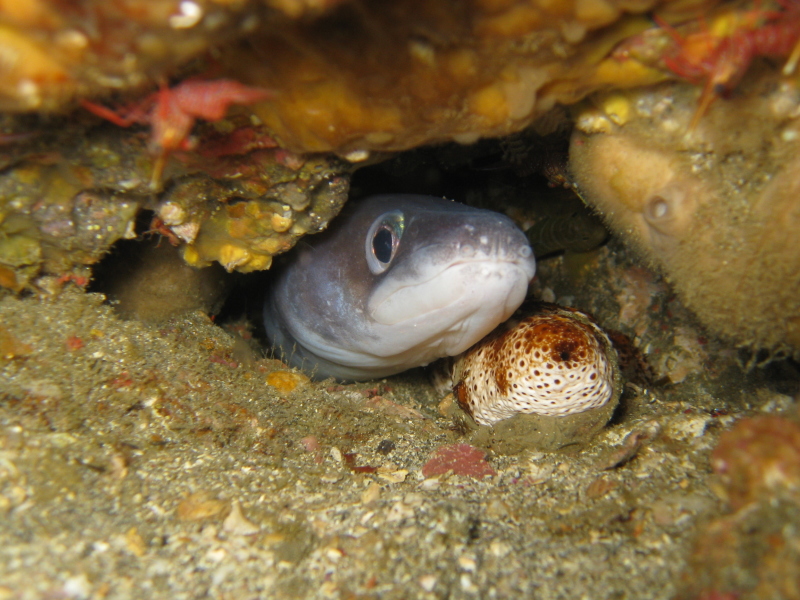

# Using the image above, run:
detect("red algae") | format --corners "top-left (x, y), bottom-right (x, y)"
top-left (422, 443), bottom-right (497, 479)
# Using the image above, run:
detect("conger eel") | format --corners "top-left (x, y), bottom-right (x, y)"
top-left (264, 194), bottom-right (536, 381)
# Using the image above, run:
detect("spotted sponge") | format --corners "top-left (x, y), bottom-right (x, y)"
top-left (445, 303), bottom-right (619, 426)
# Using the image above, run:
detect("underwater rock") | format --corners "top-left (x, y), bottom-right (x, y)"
top-left (0, 1), bottom-right (262, 111)
top-left (2, 0), bottom-right (710, 153)
top-left (677, 415), bottom-right (800, 600)
top-left (0, 0), bottom-right (728, 290)
top-left (569, 65), bottom-right (800, 355)
top-left (225, 0), bottom-right (684, 155)
top-left (711, 415), bottom-right (800, 511)
top-left (0, 114), bottom-right (351, 290)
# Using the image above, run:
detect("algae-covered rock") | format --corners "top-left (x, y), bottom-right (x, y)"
top-left (569, 65), bottom-right (800, 355)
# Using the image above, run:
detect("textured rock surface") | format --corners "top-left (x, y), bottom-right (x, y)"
top-left (0, 112), bottom-right (351, 290)
top-left (0, 0), bottom-right (703, 148)
top-left (569, 65), bottom-right (800, 354)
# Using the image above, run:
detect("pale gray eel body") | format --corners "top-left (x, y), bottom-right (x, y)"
top-left (264, 194), bottom-right (536, 381)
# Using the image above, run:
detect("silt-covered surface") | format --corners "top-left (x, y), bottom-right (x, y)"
top-left (1, 247), bottom-right (798, 599)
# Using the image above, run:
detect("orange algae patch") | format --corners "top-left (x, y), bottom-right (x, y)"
top-left (266, 370), bottom-right (310, 393)
top-left (0, 325), bottom-right (33, 359)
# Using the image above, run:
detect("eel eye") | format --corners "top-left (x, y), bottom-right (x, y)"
top-left (373, 228), bottom-right (393, 263)
top-left (366, 210), bottom-right (405, 274)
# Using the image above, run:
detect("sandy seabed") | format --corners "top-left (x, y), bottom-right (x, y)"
top-left (0, 245), bottom-right (798, 599)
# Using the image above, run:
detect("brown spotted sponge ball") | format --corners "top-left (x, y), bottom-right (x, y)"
top-left (448, 303), bottom-right (618, 426)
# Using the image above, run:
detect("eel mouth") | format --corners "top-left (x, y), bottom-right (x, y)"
top-left (368, 259), bottom-right (533, 328)
top-left (368, 237), bottom-right (535, 318)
